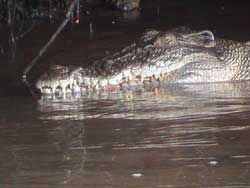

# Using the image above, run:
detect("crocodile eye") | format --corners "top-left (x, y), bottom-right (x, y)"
top-left (153, 34), bottom-right (176, 47)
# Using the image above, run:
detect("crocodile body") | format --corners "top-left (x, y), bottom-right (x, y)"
top-left (35, 27), bottom-right (250, 95)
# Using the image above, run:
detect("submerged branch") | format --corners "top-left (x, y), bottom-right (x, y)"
top-left (22, 0), bottom-right (78, 79)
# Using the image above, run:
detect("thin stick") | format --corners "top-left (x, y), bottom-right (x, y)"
top-left (22, 0), bottom-right (78, 80)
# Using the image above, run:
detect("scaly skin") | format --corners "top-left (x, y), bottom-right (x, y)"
top-left (35, 27), bottom-right (250, 95)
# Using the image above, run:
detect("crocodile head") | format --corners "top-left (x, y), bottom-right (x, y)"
top-left (35, 64), bottom-right (83, 94)
top-left (35, 27), bottom-right (222, 95)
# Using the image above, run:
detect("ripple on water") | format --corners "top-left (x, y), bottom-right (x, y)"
top-left (38, 82), bottom-right (250, 121)
top-left (1, 83), bottom-right (250, 188)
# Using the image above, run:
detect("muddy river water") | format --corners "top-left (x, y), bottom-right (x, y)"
top-left (1, 82), bottom-right (250, 188)
top-left (1, 1), bottom-right (250, 187)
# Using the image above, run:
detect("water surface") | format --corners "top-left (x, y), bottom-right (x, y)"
top-left (1, 82), bottom-right (250, 188)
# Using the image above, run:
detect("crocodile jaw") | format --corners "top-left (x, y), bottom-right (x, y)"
top-left (35, 59), bottom-right (185, 95)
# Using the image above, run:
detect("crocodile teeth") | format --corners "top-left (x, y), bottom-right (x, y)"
top-left (72, 81), bottom-right (81, 93)
top-left (90, 78), bottom-right (99, 86)
top-left (122, 70), bottom-right (132, 81)
top-left (41, 87), bottom-right (53, 95)
top-left (108, 76), bottom-right (118, 85)
top-left (94, 84), bottom-right (100, 90)
top-left (82, 77), bottom-right (91, 85)
top-left (98, 79), bottom-right (108, 88)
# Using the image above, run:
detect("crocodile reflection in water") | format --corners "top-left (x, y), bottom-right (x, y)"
top-left (38, 82), bottom-right (250, 121)
top-left (35, 27), bottom-right (250, 95)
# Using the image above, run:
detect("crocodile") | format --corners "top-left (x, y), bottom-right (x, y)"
top-left (35, 27), bottom-right (250, 95)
